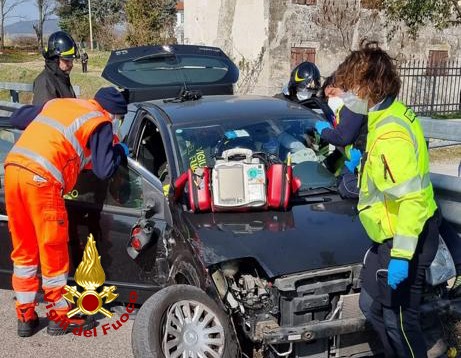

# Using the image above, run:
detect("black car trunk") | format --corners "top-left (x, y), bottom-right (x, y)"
top-left (101, 44), bottom-right (239, 103)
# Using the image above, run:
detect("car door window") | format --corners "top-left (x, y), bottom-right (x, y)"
top-left (66, 166), bottom-right (144, 210)
top-left (106, 164), bottom-right (144, 208)
top-left (136, 118), bottom-right (169, 184)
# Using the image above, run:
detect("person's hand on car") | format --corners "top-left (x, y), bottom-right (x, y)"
top-left (387, 258), bottom-right (409, 289)
top-left (116, 142), bottom-right (130, 157)
top-left (314, 121), bottom-right (332, 136)
top-left (344, 148), bottom-right (362, 173)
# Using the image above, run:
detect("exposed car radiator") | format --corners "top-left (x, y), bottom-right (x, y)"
top-left (334, 293), bottom-right (382, 357)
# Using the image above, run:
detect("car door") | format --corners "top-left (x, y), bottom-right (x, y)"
top-left (61, 158), bottom-right (172, 289)
top-left (0, 118), bottom-right (172, 295)
top-left (0, 123), bottom-right (21, 288)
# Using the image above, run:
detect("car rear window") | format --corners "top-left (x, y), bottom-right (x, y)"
top-left (117, 55), bottom-right (232, 87)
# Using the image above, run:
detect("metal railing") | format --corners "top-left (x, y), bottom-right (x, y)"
top-left (0, 82), bottom-right (80, 103)
top-left (398, 60), bottom-right (461, 116)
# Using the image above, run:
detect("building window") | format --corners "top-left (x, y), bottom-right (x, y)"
top-left (427, 50), bottom-right (448, 76)
top-left (292, 0), bottom-right (317, 5)
top-left (291, 47), bottom-right (316, 68)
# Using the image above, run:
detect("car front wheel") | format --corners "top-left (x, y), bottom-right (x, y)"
top-left (132, 284), bottom-right (239, 358)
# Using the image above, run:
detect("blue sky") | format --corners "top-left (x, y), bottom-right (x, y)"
top-left (7, 0), bottom-right (42, 25)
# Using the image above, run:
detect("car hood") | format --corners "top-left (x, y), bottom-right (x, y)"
top-left (183, 197), bottom-right (370, 278)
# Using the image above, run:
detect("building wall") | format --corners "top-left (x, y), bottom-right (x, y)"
top-left (184, 0), bottom-right (461, 96)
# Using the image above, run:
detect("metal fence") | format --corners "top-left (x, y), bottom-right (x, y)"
top-left (398, 59), bottom-right (461, 116)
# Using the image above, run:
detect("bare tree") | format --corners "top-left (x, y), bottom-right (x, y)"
top-left (0, 0), bottom-right (27, 49)
top-left (32, 0), bottom-right (54, 50)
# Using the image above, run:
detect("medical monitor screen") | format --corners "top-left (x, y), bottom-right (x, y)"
top-left (218, 166), bottom-right (244, 201)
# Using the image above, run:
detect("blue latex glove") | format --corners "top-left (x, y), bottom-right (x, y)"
top-left (387, 258), bottom-right (409, 289)
top-left (116, 142), bottom-right (130, 157)
top-left (344, 148), bottom-right (362, 173)
top-left (314, 121), bottom-right (332, 136)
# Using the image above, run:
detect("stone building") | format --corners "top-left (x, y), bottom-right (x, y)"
top-left (183, 0), bottom-right (461, 98)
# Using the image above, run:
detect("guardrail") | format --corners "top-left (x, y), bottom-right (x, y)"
top-left (0, 82), bottom-right (80, 103)
top-left (419, 117), bottom-right (461, 142)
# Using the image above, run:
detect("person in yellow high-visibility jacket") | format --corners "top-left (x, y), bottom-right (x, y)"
top-left (334, 43), bottom-right (439, 357)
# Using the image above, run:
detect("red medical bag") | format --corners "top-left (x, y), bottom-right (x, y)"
top-left (266, 164), bottom-right (292, 211)
top-left (174, 167), bottom-right (212, 212)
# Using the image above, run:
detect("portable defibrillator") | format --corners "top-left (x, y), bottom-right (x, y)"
top-left (173, 149), bottom-right (296, 212)
top-left (211, 148), bottom-right (266, 211)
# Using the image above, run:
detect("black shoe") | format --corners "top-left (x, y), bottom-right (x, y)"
top-left (17, 317), bottom-right (39, 337)
top-left (47, 315), bottom-right (95, 336)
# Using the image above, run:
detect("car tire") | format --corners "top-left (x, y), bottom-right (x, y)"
top-left (132, 284), bottom-right (239, 358)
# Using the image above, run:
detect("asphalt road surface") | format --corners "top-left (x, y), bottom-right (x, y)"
top-left (0, 289), bottom-right (134, 358)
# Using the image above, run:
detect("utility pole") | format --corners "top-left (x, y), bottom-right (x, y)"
top-left (88, 0), bottom-right (93, 50)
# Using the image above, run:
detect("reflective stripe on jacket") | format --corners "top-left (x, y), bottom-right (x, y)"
top-left (5, 98), bottom-right (111, 193)
top-left (358, 100), bottom-right (437, 260)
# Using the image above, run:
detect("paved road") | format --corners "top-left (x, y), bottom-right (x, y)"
top-left (0, 289), bottom-right (134, 358)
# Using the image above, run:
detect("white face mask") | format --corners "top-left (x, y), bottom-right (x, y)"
top-left (296, 89), bottom-right (313, 101)
top-left (327, 97), bottom-right (344, 114)
top-left (110, 114), bottom-right (124, 135)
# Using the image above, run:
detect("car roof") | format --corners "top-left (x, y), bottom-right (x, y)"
top-left (139, 95), bottom-right (322, 126)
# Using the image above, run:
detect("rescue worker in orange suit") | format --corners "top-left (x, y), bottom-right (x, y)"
top-left (4, 87), bottom-right (130, 337)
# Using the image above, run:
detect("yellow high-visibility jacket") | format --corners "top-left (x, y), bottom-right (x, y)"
top-left (357, 99), bottom-right (437, 260)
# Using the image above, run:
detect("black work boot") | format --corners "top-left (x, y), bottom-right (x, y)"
top-left (47, 314), bottom-right (95, 336)
top-left (17, 305), bottom-right (39, 337)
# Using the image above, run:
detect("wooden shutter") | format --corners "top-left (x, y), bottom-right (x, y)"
top-left (427, 50), bottom-right (448, 76)
top-left (291, 47), bottom-right (316, 68)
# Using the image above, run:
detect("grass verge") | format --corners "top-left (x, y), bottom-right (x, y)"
top-left (0, 49), bottom-right (111, 102)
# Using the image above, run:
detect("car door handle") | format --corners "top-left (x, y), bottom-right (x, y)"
top-left (0, 214), bottom-right (8, 222)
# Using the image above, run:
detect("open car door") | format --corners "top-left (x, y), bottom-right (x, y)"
top-left (0, 115), bottom-right (173, 302)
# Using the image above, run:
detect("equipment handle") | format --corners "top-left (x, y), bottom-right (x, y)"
top-left (222, 148), bottom-right (253, 161)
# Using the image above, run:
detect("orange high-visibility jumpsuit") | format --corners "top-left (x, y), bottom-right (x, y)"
top-left (5, 98), bottom-right (110, 320)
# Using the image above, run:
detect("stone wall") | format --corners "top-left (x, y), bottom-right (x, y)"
top-left (184, 0), bottom-right (461, 96)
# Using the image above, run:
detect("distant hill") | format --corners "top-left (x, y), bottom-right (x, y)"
top-left (5, 18), bottom-right (59, 37)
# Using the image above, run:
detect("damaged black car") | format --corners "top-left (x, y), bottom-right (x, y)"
top-left (0, 45), bottom-right (460, 358)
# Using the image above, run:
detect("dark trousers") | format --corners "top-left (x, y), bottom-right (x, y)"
top-left (359, 213), bottom-right (439, 358)
top-left (82, 62), bottom-right (88, 73)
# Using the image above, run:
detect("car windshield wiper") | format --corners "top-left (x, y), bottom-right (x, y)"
top-left (297, 186), bottom-right (338, 197)
top-left (291, 196), bottom-right (332, 205)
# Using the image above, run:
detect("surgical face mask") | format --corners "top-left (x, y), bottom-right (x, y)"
top-left (110, 114), bottom-right (124, 135)
top-left (296, 89), bottom-right (314, 101)
top-left (341, 91), bottom-right (368, 115)
top-left (327, 96), bottom-right (344, 114)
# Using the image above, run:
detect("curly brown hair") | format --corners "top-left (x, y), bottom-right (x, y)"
top-left (334, 42), bottom-right (401, 105)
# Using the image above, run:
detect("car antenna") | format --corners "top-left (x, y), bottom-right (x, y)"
top-left (162, 45), bottom-right (202, 103)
